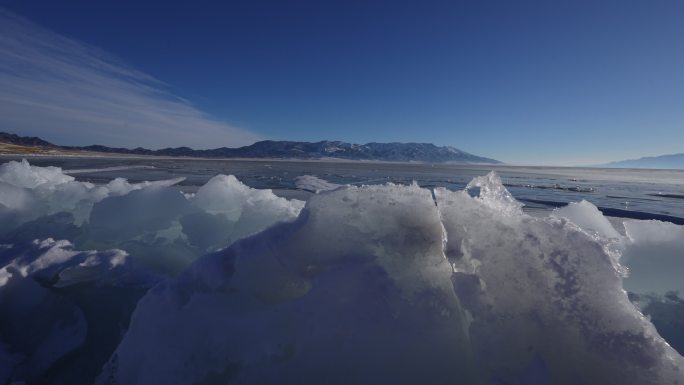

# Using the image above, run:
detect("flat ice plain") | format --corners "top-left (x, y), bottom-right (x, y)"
top-left (1, 157), bottom-right (683, 385)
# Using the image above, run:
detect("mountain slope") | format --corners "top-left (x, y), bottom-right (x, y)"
top-left (210, 140), bottom-right (500, 163)
top-left (0, 132), bottom-right (56, 148)
top-left (602, 153), bottom-right (684, 169)
top-left (0, 132), bottom-right (501, 164)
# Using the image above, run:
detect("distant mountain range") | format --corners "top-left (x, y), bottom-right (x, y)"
top-left (601, 153), bottom-right (684, 169)
top-left (0, 132), bottom-right (55, 147)
top-left (0, 132), bottom-right (501, 164)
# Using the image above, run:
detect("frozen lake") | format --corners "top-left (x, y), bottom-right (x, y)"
top-left (8, 155), bottom-right (684, 222)
top-left (1, 156), bottom-right (683, 385)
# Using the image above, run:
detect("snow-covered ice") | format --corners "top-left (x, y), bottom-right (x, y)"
top-left (294, 174), bottom-right (342, 193)
top-left (0, 160), bottom-right (305, 271)
top-left (100, 172), bottom-right (683, 385)
top-left (0, 160), bottom-right (683, 385)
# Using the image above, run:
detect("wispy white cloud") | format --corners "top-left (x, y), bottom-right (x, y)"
top-left (0, 10), bottom-right (262, 149)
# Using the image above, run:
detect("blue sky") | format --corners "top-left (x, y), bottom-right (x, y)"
top-left (1, 0), bottom-right (683, 165)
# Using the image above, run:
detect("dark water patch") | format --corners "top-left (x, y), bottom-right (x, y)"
top-left (647, 193), bottom-right (684, 200)
top-left (505, 183), bottom-right (595, 193)
top-left (597, 208), bottom-right (684, 225)
top-left (519, 198), bottom-right (568, 208)
top-left (606, 195), bottom-right (661, 202)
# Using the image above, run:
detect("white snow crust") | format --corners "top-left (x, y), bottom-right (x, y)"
top-left (99, 172), bottom-right (684, 385)
top-left (1, 160), bottom-right (683, 385)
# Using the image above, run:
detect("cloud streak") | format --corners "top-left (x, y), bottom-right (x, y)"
top-left (0, 10), bottom-right (261, 149)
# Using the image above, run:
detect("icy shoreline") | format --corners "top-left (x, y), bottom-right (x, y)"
top-left (1, 160), bottom-right (683, 384)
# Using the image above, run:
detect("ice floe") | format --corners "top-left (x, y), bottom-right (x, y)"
top-left (0, 160), bottom-right (683, 385)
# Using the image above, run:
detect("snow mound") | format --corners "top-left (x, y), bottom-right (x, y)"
top-left (0, 238), bottom-right (153, 288)
top-left (552, 199), bottom-right (621, 239)
top-left (0, 159), bottom-right (184, 228)
top-left (0, 160), bottom-right (305, 274)
top-left (100, 172), bottom-right (684, 385)
top-left (0, 159), bottom-right (307, 383)
top-left (294, 174), bottom-right (342, 193)
top-left (189, 174), bottom-right (305, 246)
